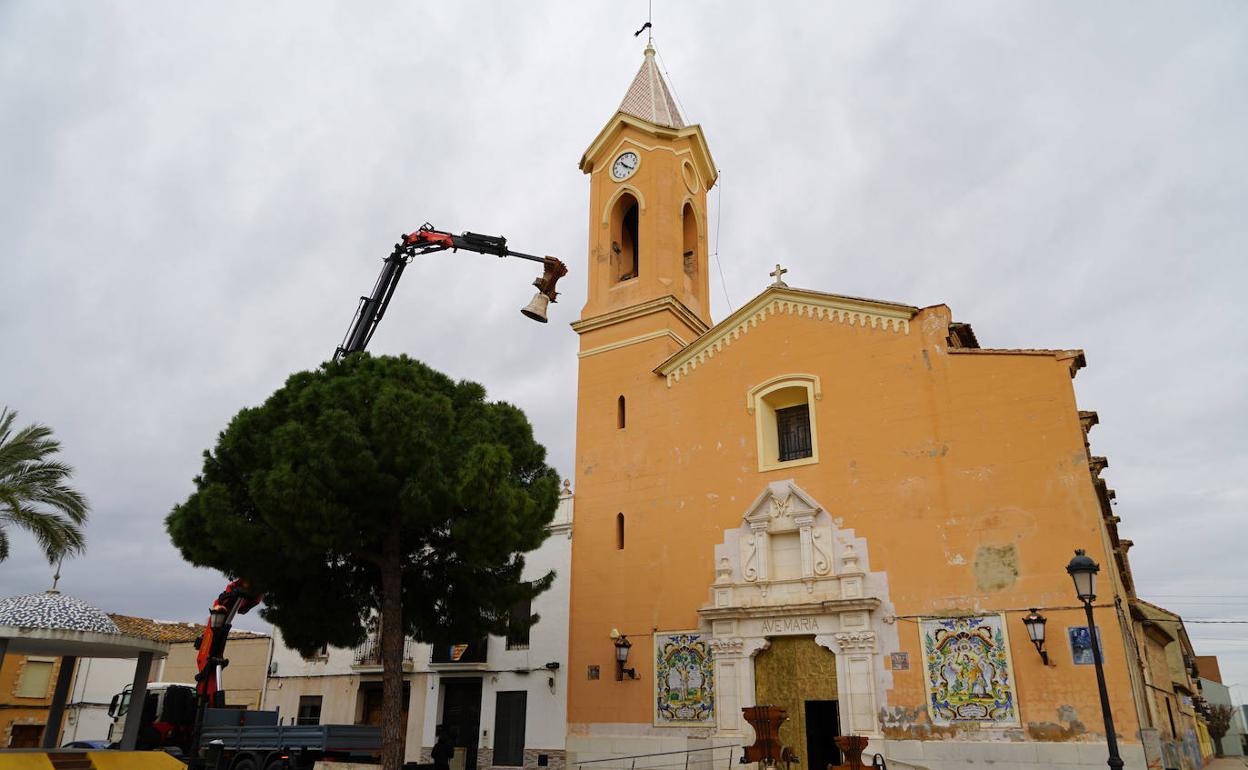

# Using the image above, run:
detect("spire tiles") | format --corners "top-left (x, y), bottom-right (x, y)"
top-left (618, 44), bottom-right (685, 129)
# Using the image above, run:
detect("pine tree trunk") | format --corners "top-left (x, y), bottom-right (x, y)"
top-left (380, 519), bottom-right (405, 770)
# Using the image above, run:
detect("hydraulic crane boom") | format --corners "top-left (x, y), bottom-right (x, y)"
top-left (194, 579), bottom-right (261, 708)
top-left (334, 223), bottom-right (568, 361)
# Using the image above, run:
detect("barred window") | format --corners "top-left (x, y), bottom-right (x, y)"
top-left (506, 596), bottom-right (532, 650)
top-left (776, 404), bottom-right (812, 462)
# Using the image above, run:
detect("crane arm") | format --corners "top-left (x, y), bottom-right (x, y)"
top-left (334, 223), bottom-right (567, 361)
top-left (193, 579), bottom-right (261, 707)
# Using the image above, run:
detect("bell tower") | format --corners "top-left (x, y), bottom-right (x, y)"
top-left (568, 45), bottom-right (720, 737)
top-left (576, 44), bottom-right (718, 332)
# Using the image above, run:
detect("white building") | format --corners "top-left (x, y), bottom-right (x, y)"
top-left (263, 482), bottom-right (574, 770)
top-left (60, 656), bottom-right (140, 743)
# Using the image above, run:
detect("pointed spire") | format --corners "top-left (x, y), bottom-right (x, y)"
top-left (618, 44), bottom-right (685, 129)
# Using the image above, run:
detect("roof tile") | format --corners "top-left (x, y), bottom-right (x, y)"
top-left (619, 45), bottom-right (684, 129)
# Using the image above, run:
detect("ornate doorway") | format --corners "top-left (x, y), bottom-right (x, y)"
top-left (754, 636), bottom-right (841, 770)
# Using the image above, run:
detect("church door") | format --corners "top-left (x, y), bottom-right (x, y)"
top-left (753, 636), bottom-right (840, 770)
top-left (804, 700), bottom-right (841, 770)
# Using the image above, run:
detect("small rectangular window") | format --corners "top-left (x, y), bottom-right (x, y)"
top-left (7, 724), bottom-right (44, 748)
top-left (506, 596), bottom-right (532, 650)
top-left (493, 691), bottom-right (527, 766)
top-left (297, 695), bottom-right (323, 725)
top-left (776, 404), bottom-right (812, 462)
top-left (16, 659), bottom-right (54, 698)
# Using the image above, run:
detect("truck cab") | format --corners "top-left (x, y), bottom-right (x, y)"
top-left (108, 681), bottom-right (198, 752)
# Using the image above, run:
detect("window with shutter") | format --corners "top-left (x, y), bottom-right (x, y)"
top-left (16, 659), bottom-right (54, 698)
top-left (297, 695), bottom-right (322, 725)
top-left (493, 691), bottom-right (527, 766)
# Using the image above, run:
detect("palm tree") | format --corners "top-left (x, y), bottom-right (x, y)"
top-left (0, 408), bottom-right (89, 562)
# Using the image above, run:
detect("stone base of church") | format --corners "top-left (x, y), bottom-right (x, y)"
top-left (874, 738), bottom-right (1148, 770)
top-left (566, 724), bottom-right (739, 770)
top-left (567, 730), bottom-right (1150, 770)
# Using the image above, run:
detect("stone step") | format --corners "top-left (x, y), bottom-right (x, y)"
top-left (46, 752), bottom-right (96, 770)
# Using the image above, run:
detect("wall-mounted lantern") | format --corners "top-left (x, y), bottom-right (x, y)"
top-left (614, 635), bottom-right (637, 681)
top-left (1021, 608), bottom-right (1049, 665)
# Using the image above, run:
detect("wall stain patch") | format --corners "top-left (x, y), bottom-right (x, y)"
top-left (974, 544), bottom-right (1019, 592)
top-left (1026, 707), bottom-right (1087, 741)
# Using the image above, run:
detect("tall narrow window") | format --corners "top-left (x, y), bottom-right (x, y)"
top-left (616, 513), bottom-right (625, 550)
top-left (506, 594), bottom-right (532, 650)
top-left (617, 395), bottom-right (626, 429)
top-left (610, 193), bottom-right (640, 282)
top-left (681, 202), bottom-right (698, 278)
top-left (776, 404), bottom-right (813, 462)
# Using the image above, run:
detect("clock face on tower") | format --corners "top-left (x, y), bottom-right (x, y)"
top-left (611, 151), bottom-right (639, 181)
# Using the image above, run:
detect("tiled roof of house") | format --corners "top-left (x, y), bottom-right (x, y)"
top-left (619, 45), bottom-right (684, 129)
top-left (108, 614), bottom-right (268, 643)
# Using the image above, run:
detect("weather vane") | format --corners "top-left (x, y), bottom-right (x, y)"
top-left (634, 0), bottom-right (653, 43)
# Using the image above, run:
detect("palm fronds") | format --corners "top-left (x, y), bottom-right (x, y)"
top-left (0, 408), bottom-right (90, 563)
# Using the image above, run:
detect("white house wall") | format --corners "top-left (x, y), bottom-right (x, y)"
top-left (266, 486), bottom-right (574, 770)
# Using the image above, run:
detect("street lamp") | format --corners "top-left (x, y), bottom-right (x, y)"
top-left (208, 606), bottom-right (227, 630)
top-left (614, 635), bottom-right (637, 681)
top-left (1021, 609), bottom-right (1049, 666)
top-left (1067, 548), bottom-right (1099, 601)
top-left (1066, 549), bottom-right (1123, 770)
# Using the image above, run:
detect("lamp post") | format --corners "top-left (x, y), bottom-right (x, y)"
top-left (1021, 609), bottom-right (1049, 666)
top-left (1066, 549), bottom-right (1124, 770)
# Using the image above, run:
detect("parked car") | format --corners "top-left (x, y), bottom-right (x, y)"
top-left (61, 739), bottom-right (112, 749)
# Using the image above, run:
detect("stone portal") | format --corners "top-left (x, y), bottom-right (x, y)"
top-left (699, 479), bottom-right (898, 741)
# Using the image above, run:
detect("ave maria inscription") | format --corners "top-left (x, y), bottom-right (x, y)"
top-left (759, 616), bottom-right (820, 634)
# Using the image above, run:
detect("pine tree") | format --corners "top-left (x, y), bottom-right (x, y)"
top-left (167, 354), bottom-right (559, 770)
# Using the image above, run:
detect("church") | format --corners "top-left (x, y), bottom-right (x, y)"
top-left (565, 44), bottom-right (1179, 770)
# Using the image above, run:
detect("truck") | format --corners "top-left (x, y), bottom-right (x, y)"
top-left (108, 681), bottom-right (383, 768)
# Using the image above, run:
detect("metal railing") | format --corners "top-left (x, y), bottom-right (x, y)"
top-left (351, 637), bottom-right (419, 666)
top-left (572, 744), bottom-right (742, 770)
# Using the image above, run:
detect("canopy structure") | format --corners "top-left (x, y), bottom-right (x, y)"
top-left (0, 591), bottom-right (171, 751)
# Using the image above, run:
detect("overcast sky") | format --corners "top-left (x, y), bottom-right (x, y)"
top-left (2, 2), bottom-right (1245, 701)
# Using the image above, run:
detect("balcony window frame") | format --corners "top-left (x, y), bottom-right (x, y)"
top-left (505, 595), bottom-right (532, 651)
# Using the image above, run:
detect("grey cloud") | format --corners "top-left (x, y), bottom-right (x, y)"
top-left (1, 2), bottom-right (1244, 688)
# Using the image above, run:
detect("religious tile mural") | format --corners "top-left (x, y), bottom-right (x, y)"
top-left (654, 631), bottom-right (715, 726)
top-left (1067, 625), bottom-right (1102, 665)
top-left (919, 614), bottom-right (1019, 726)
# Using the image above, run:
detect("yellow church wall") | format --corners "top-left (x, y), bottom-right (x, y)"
top-left (569, 299), bottom-right (1141, 744)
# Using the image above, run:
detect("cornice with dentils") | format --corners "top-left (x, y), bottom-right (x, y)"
top-left (655, 285), bottom-right (918, 388)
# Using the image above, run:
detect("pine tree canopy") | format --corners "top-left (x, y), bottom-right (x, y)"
top-left (166, 354), bottom-right (560, 657)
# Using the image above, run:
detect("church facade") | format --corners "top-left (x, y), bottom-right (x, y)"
top-left (566, 46), bottom-right (1162, 770)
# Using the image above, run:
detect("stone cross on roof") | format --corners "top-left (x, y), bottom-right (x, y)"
top-left (770, 264), bottom-right (789, 287)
